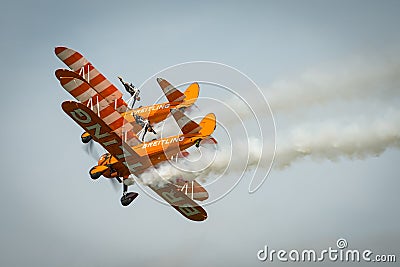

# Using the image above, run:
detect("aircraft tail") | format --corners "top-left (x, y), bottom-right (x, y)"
top-left (157, 78), bottom-right (199, 108)
top-left (171, 109), bottom-right (216, 137)
top-left (179, 82), bottom-right (199, 108)
top-left (198, 113), bottom-right (217, 137)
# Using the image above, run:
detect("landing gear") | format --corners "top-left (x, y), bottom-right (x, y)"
top-left (120, 193), bottom-right (139, 206)
top-left (89, 161), bottom-right (139, 206)
top-left (120, 184), bottom-right (138, 206)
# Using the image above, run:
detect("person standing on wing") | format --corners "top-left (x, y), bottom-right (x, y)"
top-left (142, 121), bottom-right (157, 141)
top-left (118, 76), bottom-right (141, 108)
top-left (134, 114), bottom-right (157, 141)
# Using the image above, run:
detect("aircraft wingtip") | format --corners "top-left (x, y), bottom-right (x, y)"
top-left (54, 46), bottom-right (67, 55)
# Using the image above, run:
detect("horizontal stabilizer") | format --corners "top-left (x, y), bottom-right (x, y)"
top-left (170, 109), bottom-right (202, 134)
top-left (171, 109), bottom-right (216, 136)
top-left (157, 78), bottom-right (185, 103)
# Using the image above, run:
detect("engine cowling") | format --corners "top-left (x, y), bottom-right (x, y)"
top-left (89, 165), bottom-right (108, 179)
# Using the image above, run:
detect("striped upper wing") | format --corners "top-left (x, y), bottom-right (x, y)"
top-left (55, 46), bottom-right (128, 113)
top-left (55, 69), bottom-right (141, 146)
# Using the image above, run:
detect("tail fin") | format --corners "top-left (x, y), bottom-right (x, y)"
top-left (171, 109), bottom-right (216, 137)
top-left (179, 82), bottom-right (199, 108)
top-left (198, 113), bottom-right (216, 136)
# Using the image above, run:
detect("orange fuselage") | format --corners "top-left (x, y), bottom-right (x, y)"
top-left (99, 133), bottom-right (200, 178)
top-left (123, 101), bottom-right (182, 124)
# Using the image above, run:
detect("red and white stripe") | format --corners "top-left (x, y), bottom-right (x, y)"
top-left (170, 109), bottom-right (202, 134)
top-left (56, 70), bottom-right (141, 146)
top-left (174, 180), bottom-right (209, 201)
top-left (55, 46), bottom-right (128, 113)
top-left (157, 78), bottom-right (185, 103)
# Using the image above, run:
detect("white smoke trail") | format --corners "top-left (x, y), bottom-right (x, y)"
top-left (139, 138), bottom-right (263, 185)
top-left (265, 56), bottom-right (400, 113)
top-left (139, 54), bottom-right (400, 185)
top-left (219, 54), bottom-right (400, 123)
top-left (140, 108), bottom-right (400, 185)
top-left (274, 109), bottom-right (400, 168)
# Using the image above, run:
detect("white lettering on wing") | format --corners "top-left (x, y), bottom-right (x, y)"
top-left (70, 108), bottom-right (91, 124)
top-left (87, 123), bottom-right (110, 139)
top-left (142, 136), bottom-right (184, 149)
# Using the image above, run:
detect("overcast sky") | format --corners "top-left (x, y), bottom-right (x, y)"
top-left (1, 1), bottom-right (399, 266)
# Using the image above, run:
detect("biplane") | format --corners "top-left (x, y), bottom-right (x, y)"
top-left (55, 47), bottom-right (216, 221)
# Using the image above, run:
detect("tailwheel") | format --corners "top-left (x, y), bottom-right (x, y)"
top-left (195, 138), bottom-right (202, 148)
top-left (89, 165), bottom-right (108, 180)
top-left (81, 132), bottom-right (92, 143)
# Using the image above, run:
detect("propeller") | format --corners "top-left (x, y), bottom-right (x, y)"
top-left (82, 140), bottom-right (101, 161)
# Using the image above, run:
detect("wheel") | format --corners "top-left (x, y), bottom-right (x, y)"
top-left (120, 192), bottom-right (139, 206)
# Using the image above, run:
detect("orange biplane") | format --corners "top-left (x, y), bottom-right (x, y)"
top-left (55, 47), bottom-right (216, 221)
